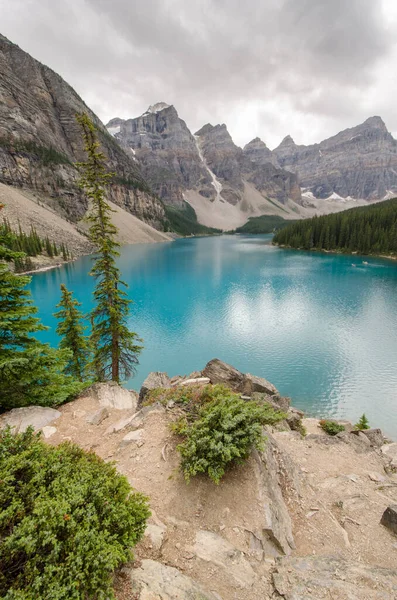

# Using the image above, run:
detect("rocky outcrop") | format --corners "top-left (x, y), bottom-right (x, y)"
top-left (202, 358), bottom-right (279, 396)
top-left (273, 116), bottom-right (397, 200)
top-left (0, 35), bottom-right (166, 230)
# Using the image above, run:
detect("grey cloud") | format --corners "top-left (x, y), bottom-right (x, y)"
top-left (1, 0), bottom-right (396, 147)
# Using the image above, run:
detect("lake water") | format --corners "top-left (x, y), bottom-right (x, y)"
top-left (29, 235), bottom-right (397, 438)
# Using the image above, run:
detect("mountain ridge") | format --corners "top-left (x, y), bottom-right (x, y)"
top-left (0, 34), bottom-right (167, 231)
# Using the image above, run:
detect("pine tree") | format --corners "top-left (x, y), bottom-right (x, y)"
top-left (76, 113), bottom-right (143, 383)
top-left (54, 284), bottom-right (91, 381)
top-left (355, 413), bottom-right (370, 430)
top-left (0, 225), bottom-right (83, 410)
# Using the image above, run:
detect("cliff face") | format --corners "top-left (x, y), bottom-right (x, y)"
top-left (273, 117), bottom-right (397, 200)
top-left (109, 105), bottom-right (302, 218)
top-left (109, 103), bottom-right (213, 207)
top-left (0, 35), bottom-right (166, 229)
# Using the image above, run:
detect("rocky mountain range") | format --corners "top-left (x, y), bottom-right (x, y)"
top-left (108, 104), bottom-right (397, 230)
top-left (2, 31), bottom-right (397, 236)
top-left (107, 104), bottom-right (303, 230)
top-left (273, 116), bottom-right (397, 201)
top-left (0, 34), bottom-right (166, 231)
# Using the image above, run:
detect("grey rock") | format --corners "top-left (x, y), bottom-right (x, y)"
top-left (179, 377), bottom-right (210, 387)
top-left (87, 382), bottom-right (137, 411)
top-left (138, 372), bottom-right (172, 405)
top-left (126, 559), bottom-right (219, 599)
top-left (286, 407), bottom-right (305, 431)
top-left (272, 554), bottom-right (397, 599)
top-left (253, 432), bottom-right (300, 556)
top-left (306, 433), bottom-right (343, 446)
top-left (0, 406), bottom-right (61, 433)
top-left (380, 505), bottom-right (397, 534)
top-left (41, 425), bottom-right (57, 439)
top-left (241, 373), bottom-right (279, 396)
top-left (119, 429), bottom-right (143, 448)
top-left (336, 430), bottom-right (372, 453)
top-left (86, 407), bottom-right (109, 426)
top-left (361, 428), bottom-right (384, 447)
top-left (202, 358), bottom-right (245, 390)
top-left (144, 523), bottom-right (167, 552)
top-left (202, 358), bottom-right (279, 396)
top-left (0, 35), bottom-right (166, 230)
top-left (381, 443), bottom-right (397, 469)
top-left (193, 530), bottom-right (256, 588)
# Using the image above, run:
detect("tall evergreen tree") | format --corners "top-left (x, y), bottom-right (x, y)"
top-left (54, 284), bottom-right (91, 381)
top-left (76, 113), bottom-right (143, 382)
top-left (0, 219), bottom-right (82, 410)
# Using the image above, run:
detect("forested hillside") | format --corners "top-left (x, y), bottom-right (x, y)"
top-left (273, 199), bottom-right (397, 256)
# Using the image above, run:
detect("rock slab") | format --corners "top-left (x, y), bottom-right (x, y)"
top-left (127, 559), bottom-right (220, 599)
top-left (87, 382), bottom-right (138, 411)
top-left (0, 406), bottom-right (61, 433)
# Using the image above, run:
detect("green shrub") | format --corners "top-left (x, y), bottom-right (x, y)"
top-left (173, 386), bottom-right (285, 484)
top-left (0, 427), bottom-right (150, 600)
top-left (320, 419), bottom-right (345, 436)
top-left (355, 413), bottom-right (370, 430)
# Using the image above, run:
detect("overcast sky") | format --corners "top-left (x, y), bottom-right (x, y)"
top-left (2, 0), bottom-right (397, 148)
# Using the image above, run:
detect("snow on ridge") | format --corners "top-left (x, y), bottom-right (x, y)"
top-left (194, 135), bottom-right (223, 201)
top-left (107, 125), bottom-right (120, 137)
top-left (148, 102), bottom-right (171, 114)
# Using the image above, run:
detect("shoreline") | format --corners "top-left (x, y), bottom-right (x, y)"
top-left (274, 243), bottom-right (397, 262)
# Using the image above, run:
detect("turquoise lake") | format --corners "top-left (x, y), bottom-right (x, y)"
top-left (29, 234), bottom-right (397, 438)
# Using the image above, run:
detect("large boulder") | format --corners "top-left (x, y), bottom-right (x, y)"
top-left (202, 359), bottom-right (279, 396)
top-left (126, 559), bottom-right (220, 599)
top-left (202, 359), bottom-right (245, 390)
top-left (85, 382), bottom-right (137, 410)
top-left (0, 406), bottom-right (61, 433)
top-left (138, 372), bottom-right (171, 406)
top-left (272, 554), bottom-right (397, 599)
top-left (361, 428), bottom-right (385, 447)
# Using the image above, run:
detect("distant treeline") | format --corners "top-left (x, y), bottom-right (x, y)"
top-left (233, 215), bottom-right (297, 234)
top-left (273, 199), bottom-right (397, 256)
top-left (164, 202), bottom-right (221, 236)
top-left (1, 219), bottom-right (71, 271)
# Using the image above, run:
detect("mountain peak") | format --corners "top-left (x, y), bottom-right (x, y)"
top-left (244, 137), bottom-right (268, 149)
top-left (279, 135), bottom-right (295, 147)
top-left (362, 116), bottom-right (387, 131)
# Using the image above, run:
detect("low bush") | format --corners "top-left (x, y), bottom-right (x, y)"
top-left (0, 427), bottom-right (150, 600)
top-left (171, 385), bottom-right (286, 484)
top-left (320, 419), bottom-right (345, 436)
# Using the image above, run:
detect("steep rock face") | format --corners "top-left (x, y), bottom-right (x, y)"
top-left (195, 123), bottom-right (243, 205)
top-left (108, 105), bottom-right (302, 215)
top-left (110, 104), bottom-right (213, 206)
top-left (273, 117), bottom-right (397, 200)
top-left (0, 35), bottom-right (165, 229)
top-left (242, 138), bottom-right (302, 205)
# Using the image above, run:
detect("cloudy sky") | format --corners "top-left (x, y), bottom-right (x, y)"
top-left (2, 0), bottom-right (397, 148)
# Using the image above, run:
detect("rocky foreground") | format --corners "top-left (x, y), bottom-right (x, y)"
top-left (1, 359), bottom-right (397, 599)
